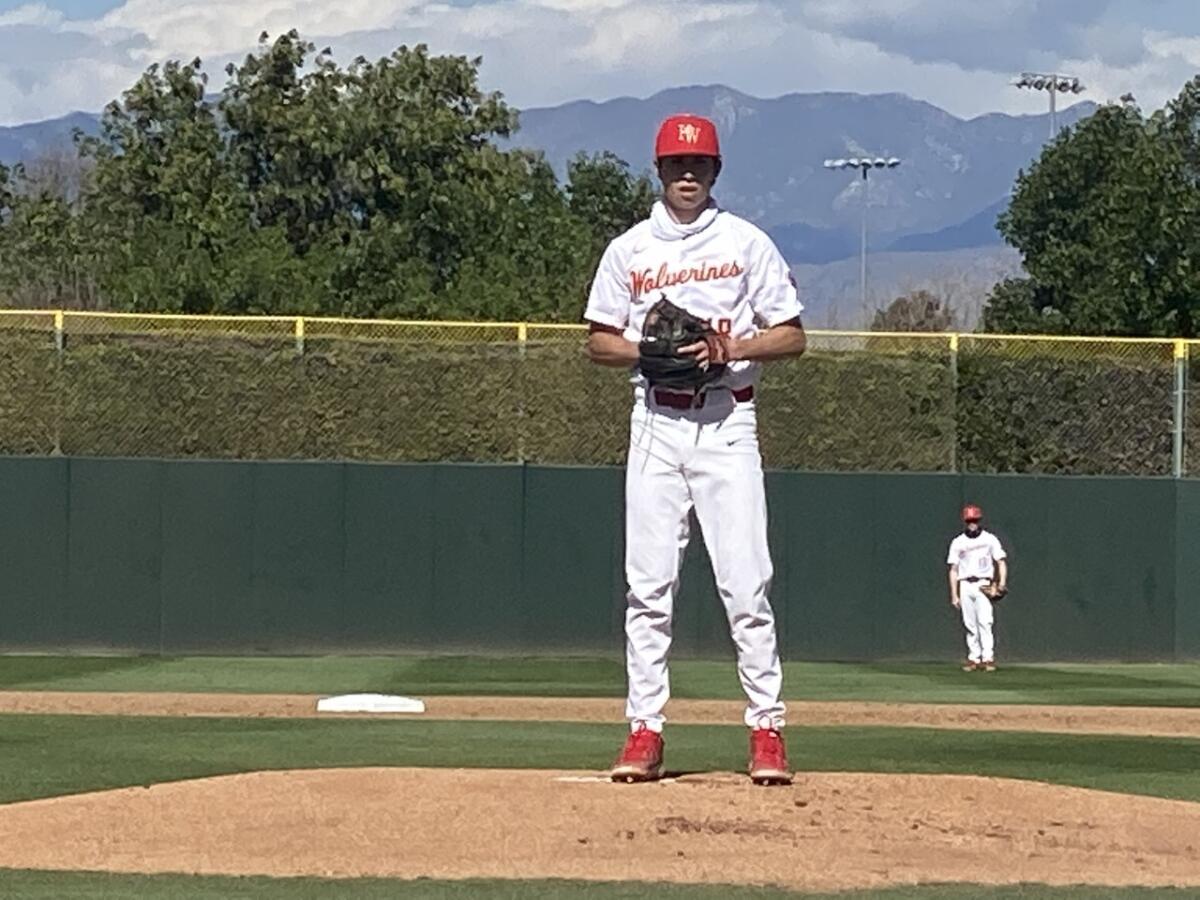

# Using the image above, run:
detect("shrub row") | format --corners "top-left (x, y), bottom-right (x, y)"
top-left (0, 331), bottom-right (1182, 475)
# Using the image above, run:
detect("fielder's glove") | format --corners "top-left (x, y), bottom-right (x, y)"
top-left (638, 295), bottom-right (731, 390)
top-left (983, 584), bottom-right (1008, 602)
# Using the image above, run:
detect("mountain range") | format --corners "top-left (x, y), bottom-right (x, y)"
top-left (0, 86), bottom-right (1092, 326)
top-left (512, 85), bottom-right (1094, 262)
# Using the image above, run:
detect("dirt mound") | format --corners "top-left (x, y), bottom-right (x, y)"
top-left (0, 768), bottom-right (1196, 892)
top-left (3, 692), bottom-right (1200, 738)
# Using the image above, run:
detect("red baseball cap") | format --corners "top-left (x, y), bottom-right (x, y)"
top-left (655, 114), bottom-right (721, 159)
top-left (962, 504), bottom-right (983, 521)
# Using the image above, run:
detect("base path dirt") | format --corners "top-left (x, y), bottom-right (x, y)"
top-left (2, 691), bottom-right (1200, 738)
top-left (0, 768), bottom-right (1197, 891)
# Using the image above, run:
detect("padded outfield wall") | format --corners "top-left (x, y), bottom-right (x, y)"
top-left (0, 457), bottom-right (1196, 660)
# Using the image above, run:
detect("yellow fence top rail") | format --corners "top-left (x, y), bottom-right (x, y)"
top-left (59, 310), bottom-right (301, 324)
top-left (2, 309), bottom-right (1199, 345)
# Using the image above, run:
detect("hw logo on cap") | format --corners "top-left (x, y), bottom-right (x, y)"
top-left (677, 122), bottom-right (702, 145)
top-left (656, 114), bottom-right (721, 159)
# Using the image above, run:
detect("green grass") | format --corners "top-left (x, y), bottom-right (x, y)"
top-left (1, 716), bottom-right (1199, 805)
top-left (0, 873), bottom-right (1194, 899)
top-left (1, 656), bottom-right (1199, 706)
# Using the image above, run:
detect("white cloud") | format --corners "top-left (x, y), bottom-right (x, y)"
top-left (0, 4), bottom-right (65, 28)
top-left (98, 0), bottom-right (420, 61)
top-left (796, 0), bottom-right (1116, 71)
top-left (0, 0), bottom-right (1194, 126)
top-left (1148, 31), bottom-right (1200, 67)
top-left (567, 2), bottom-right (776, 71)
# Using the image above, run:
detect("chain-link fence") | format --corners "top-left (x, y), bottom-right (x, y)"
top-left (0, 311), bottom-right (1192, 475)
top-left (957, 335), bottom-right (1180, 476)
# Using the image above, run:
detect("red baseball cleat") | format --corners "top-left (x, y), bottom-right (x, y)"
top-left (611, 722), bottom-right (664, 783)
top-left (749, 727), bottom-right (792, 786)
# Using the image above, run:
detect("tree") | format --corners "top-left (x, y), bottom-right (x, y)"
top-left (0, 162), bottom-right (98, 308)
top-left (0, 33), bottom-right (657, 319)
top-left (565, 151), bottom-right (656, 266)
top-left (67, 57), bottom-right (309, 313)
top-left (984, 78), bottom-right (1200, 336)
top-left (21, 146), bottom-right (94, 204)
top-left (871, 289), bottom-right (957, 332)
top-left (980, 277), bottom-right (1059, 334)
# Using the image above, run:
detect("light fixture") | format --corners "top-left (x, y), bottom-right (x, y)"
top-left (1011, 71), bottom-right (1086, 138)
top-left (822, 154), bottom-right (904, 310)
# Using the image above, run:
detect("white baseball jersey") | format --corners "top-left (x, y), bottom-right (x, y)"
top-left (947, 530), bottom-right (1007, 581)
top-left (584, 199), bottom-right (803, 389)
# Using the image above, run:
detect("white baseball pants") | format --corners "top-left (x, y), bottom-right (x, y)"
top-left (960, 582), bottom-right (995, 663)
top-left (622, 388), bottom-right (785, 732)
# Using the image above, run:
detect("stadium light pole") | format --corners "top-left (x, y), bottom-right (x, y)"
top-left (1013, 72), bottom-right (1085, 139)
top-left (823, 156), bottom-right (902, 311)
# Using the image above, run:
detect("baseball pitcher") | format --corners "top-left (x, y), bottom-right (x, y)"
top-left (584, 113), bottom-right (806, 786)
top-left (947, 504), bottom-right (1009, 672)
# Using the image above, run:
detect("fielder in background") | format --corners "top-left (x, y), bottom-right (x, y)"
top-left (584, 113), bottom-right (806, 786)
top-left (947, 504), bottom-right (1009, 672)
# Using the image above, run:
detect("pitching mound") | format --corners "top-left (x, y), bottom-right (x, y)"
top-left (0, 768), bottom-right (1197, 892)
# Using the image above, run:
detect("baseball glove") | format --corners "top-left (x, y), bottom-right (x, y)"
top-left (638, 294), bottom-right (730, 390)
top-left (983, 584), bottom-right (1008, 602)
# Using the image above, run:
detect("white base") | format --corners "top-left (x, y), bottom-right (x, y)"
top-left (316, 693), bottom-right (426, 714)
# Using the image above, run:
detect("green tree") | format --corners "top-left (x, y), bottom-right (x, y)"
top-left (0, 162), bottom-right (96, 308)
top-left (985, 79), bottom-right (1200, 336)
top-left (74, 57), bottom-right (309, 313)
top-left (980, 277), bottom-right (1057, 334)
top-left (565, 151), bottom-right (656, 265)
top-left (439, 152), bottom-right (655, 322)
top-left (0, 32), bottom-right (658, 319)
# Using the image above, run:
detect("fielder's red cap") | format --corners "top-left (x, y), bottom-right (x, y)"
top-left (655, 114), bottom-right (721, 159)
top-left (962, 504), bottom-right (983, 521)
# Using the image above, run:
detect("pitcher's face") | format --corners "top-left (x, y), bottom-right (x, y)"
top-left (657, 155), bottom-right (718, 215)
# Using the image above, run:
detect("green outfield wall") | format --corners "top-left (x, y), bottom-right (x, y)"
top-left (0, 458), bottom-right (1196, 660)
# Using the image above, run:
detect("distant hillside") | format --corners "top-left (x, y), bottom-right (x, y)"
top-left (793, 246), bottom-right (1023, 331)
top-left (0, 111), bottom-right (98, 165)
top-left (888, 198), bottom-right (1008, 253)
top-left (513, 85), bottom-right (1093, 257)
top-left (766, 221), bottom-right (859, 265)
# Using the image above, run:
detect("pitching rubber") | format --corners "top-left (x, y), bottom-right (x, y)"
top-left (610, 765), bottom-right (664, 784)
top-left (751, 771), bottom-right (794, 787)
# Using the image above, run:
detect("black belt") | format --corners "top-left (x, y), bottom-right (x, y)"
top-left (963, 577), bottom-right (989, 583)
top-left (652, 386), bottom-right (754, 410)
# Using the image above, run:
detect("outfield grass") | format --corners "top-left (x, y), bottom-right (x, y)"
top-left (0, 656), bottom-right (1198, 706)
top-left (0, 872), bottom-right (1194, 899)
top-left (2, 658), bottom-right (1196, 899)
top-left (1, 716), bottom-right (1198, 805)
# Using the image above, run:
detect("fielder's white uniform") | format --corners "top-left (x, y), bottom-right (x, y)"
top-left (586, 199), bottom-right (803, 733)
top-left (947, 530), bottom-right (1007, 663)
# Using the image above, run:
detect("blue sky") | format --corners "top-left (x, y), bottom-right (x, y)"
top-left (1111, 0), bottom-right (1197, 30)
top-left (0, 0), bottom-right (1195, 125)
top-left (7, 0), bottom-right (1193, 29)
top-left (10, 0), bottom-right (122, 13)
